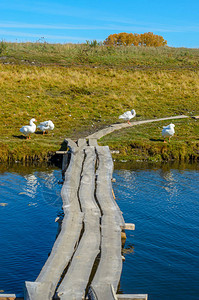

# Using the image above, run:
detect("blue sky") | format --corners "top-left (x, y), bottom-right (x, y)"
top-left (0, 0), bottom-right (199, 48)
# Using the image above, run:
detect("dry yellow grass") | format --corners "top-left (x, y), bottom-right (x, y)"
top-left (0, 61), bottom-right (198, 162)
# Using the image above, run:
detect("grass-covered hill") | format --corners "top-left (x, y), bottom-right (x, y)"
top-left (0, 42), bottom-right (199, 163)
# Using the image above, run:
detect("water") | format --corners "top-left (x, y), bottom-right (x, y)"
top-left (0, 164), bottom-right (63, 294)
top-left (114, 163), bottom-right (199, 300)
top-left (0, 163), bottom-right (199, 299)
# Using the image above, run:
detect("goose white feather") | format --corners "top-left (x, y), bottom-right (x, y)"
top-left (20, 118), bottom-right (37, 139)
top-left (119, 109), bottom-right (136, 124)
top-left (37, 120), bottom-right (54, 134)
top-left (162, 123), bottom-right (175, 142)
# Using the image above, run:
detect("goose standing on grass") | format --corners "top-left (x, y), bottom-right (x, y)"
top-left (162, 123), bottom-right (175, 143)
top-left (20, 118), bottom-right (37, 139)
top-left (37, 120), bottom-right (54, 134)
top-left (119, 109), bottom-right (136, 125)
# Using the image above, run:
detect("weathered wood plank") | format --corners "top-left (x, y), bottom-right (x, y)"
top-left (57, 214), bottom-right (100, 300)
top-left (88, 284), bottom-right (118, 300)
top-left (89, 146), bottom-right (124, 299)
top-left (62, 149), bottom-right (84, 212)
top-left (90, 219), bottom-right (122, 299)
top-left (64, 138), bottom-right (77, 149)
top-left (57, 147), bottom-right (101, 300)
top-left (86, 115), bottom-right (189, 140)
top-left (122, 223), bottom-right (135, 230)
top-left (0, 295), bottom-right (16, 300)
top-left (24, 282), bottom-right (54, 300)
top-left (88, 138), bottom-right (98, 146)
top-left (25, 148), bottom-right (84, 300)
top-left (77, 138), bottom-right (87, 148)
top-left (56, 151), bottom-right (68, 154)
top-left (96, 146), bottom-right (125, 227)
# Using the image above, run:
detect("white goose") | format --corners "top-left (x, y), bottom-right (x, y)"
top-left (20, 118), bottom-right (37, 139)
top-left (37, 120), bottom-right (54, 134)
top-left (162, 123), bottom-right (175, 143)
top-left (119, 109), bottom-right (136, 125)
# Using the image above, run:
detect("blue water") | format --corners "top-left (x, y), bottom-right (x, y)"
top-left (113, 165), bottom-right (199, 300)
top-left (0, 166), bottom-right (62, 294)
top-left (0, 163), bottom-right (199, 300)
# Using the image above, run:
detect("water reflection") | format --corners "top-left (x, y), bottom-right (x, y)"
top-left (161, 170), bottom-right (179, 200)
top-left (22, 174), bottom-right (38, 199)
top-left (0, 161), bottom-right (199, 299)
top-left (0, 163), bottom-right (62, 294)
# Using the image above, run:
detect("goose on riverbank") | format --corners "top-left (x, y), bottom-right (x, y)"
top-left (37, 120), bottom-right (54, 134)
top-left (162, 123), bottom-right (175, 142)
top-left (119, 109), bottom-right (136, 125)
top-left (20, 118), bottom-right (37, 139)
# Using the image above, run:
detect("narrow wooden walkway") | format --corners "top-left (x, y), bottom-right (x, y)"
top-left (24, 138), bottom-right (147, 300)
top-left (3, 115), bottom-right (193, 300)
top-left (86, 115), bottom-right (189, 139)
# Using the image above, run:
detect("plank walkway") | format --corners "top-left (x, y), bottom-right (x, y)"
top-left (4, 116), bottom-right (192, 300)
top-left (24, 138), bottom-right (146, 300)
top-left (23, 115), bottom-right (190, 300)
top-left (86, 115), bottom-right (189, 139)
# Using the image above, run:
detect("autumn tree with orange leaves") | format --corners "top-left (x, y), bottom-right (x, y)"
top-left (104, 32), bottom-right (167, 47)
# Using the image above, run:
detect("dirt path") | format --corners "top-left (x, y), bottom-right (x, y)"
top-left (86, 115), bottom-right (189, 140)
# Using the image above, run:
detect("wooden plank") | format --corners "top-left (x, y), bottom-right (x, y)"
top-left (117, 295), bottom-right (148, 300)
top-left (88, 138), bottom-right (98, 146)
top-left (57, 214), bottom-right (100, 300)
top-left (0, 295), bottom-right (16, 300)
top-left (55, 151), bottom-right (68, 154)
top-left (61, 149), bottom-right (84, 212)
top-left (57, 147), bottom-right (101, 300)
top-left (122, 223), bottom-right (135, 230)
top-left (90, 146), bottom-right (124, 299)
top-left (96, 146), bottom-right (125, 227)
top-left (90, 219), bottom-right (122, 299)
top-left (86, 115), bottom-right (189, 140)
top-left (192, 115), bottom-right (199, 119)
top-left (25, 149), bottom-right (85, 300)
top-left (64, 138), bottom-right (77, 149)
top-left (77, 138), bottom-right (87, 148)
top-left (24, 282), bottom-right (54, 300)
top-left (88, 284), bottom-right (117, 300)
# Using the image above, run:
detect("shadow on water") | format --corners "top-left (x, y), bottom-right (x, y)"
top-left (114, 160), bottom-right (199, 171)
top-left (0, 140), bottom-right (69, 174)
top-left (49, 140), bottom-right (68, 169)
top-left (0, 160), bottom-right (62, 175)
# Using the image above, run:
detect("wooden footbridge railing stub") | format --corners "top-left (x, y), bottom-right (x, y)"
top-left (24, 138), bottom-right (147, 300)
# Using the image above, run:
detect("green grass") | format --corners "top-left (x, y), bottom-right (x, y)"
top-left (100, 118), bottom-right (199, 162)
top-left (0, 42), bottom-right (199, 162)
top-left (1, 42), bottom-right (199, 68)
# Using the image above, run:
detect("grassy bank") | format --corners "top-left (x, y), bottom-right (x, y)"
top-left (0, 42), bottom-right (199, 162)
top-left (100, 118), bottom-right (199, 162)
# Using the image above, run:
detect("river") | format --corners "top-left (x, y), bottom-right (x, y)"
top-left (0, 162), bottom-right (198, 300)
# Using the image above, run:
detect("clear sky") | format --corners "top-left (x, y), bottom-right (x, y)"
top-left (0, 0), bottom-right (198, 48)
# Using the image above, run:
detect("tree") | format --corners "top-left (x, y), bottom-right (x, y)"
top-left (104, 32), bottom-right (167, 47)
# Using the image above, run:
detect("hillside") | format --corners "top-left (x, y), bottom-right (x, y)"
top-left (0, 42), bottom-right (199, 162)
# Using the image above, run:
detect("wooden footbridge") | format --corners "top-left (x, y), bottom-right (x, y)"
top-left (23, 138), bottom-right (147, 300)
top-left (1, 115), bottom-right (191, 300)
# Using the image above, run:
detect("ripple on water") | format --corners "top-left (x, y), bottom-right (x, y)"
top-left (0, 168), bottom-right (62, 294)
top-left (114, 167), bottom-right (199, 300)
top-left (0, 165), bottom-right (199, 299)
